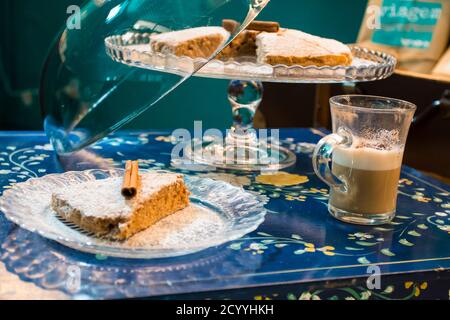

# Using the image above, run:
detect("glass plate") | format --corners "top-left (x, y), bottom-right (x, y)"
top-left (105, 33), bottom-right (396, 83)
top-left (0, 170), bottom-right (267, 259)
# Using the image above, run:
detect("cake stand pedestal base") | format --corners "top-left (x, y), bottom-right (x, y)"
top-left (186, 80), bottom-right (296, 171)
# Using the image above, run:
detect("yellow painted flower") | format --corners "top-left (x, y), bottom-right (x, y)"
top-left (399, 178), bottom-right (413, 186)
top-left (413, 195), bottom-right (432, 203)
top-left (285, 195), bottom-right (307, 202)
top-left (256, 172), bottom-right (309, 187)
top-left (306, 187), bottom-right (328, 195)
top-left (304, 243), bottom-right (316, 252)
top-left (317, 246), bottom-right (336, 256)
top-left (414, 287), bottom-right (421, 297)
top-left (155, 136), bottom-right (174, 143)
top-left (405, 281), bottom-right (428, 297)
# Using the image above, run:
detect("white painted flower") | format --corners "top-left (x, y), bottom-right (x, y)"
top-left (249, 243), bottom-right (266, 250)
top-left (34, 144), bottom-right (53, 151)
top-left (360, 291), bottom-right (372, 300)
top-left (299, 292), bottom-right (312, 300)
top-left (349, 232), bottom-right (374, 240)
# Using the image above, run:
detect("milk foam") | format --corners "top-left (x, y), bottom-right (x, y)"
top-left (333, 146), bottom-right (403, 171)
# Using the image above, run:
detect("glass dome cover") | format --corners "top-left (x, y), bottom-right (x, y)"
top-left (40, 0), bottom-right (269, 154)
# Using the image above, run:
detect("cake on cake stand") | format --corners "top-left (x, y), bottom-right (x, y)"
top-left (105, 34), bottom-right (396, 171)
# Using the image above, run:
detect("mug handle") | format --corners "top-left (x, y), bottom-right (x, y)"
top-left (312, 129), bottom-right (352, 193)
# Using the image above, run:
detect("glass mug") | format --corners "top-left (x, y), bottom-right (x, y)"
top-left (313, 95), bottom-right (416, 225)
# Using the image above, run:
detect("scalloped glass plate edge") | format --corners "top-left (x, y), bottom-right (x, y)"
top-left (0, 169), bottom-right (267, 259)
top-left (105, 34), bottom-right (397, 83)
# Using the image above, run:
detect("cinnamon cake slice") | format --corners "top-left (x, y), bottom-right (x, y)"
top-left (256, 29), bottom-right (353, 67)
top-left (51, 172), bottom-right (190, 240)
top-left (218, 19), bottom-right (280, 59)
top-left (150, 26), bottom-right (229, 59)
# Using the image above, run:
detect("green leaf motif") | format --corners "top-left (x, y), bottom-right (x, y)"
top-left (261, 239), bottom-right (275, 244)
top-left (395, 215), bottom-right (411, 220)
top-left (382, 286), bottom-right (394, 294)
top-left (287, 293), bottom-right (297, 300)
top-left (417, 224), bottom-right (428, 230)
top-left (373, 227), bottom-right (393, 232)
top-left (357, 257), bottom-right (371, 264)
top-left (380, 248), bottom-right (395, 257)
top-left (411, 212), bottom-right (425, 216)
top-left (229, 242), bottom-right (243, 250)
top-left (257, 232), bottom-right (272, 237)
top-left (294, 249), bottom-right (306, 255)
top-left (275, 244), bottom-right (288, 248)
top-left (270, 193), bottom-right (280, 198)
top-left (356, 241), bottom-right (379, 247)
top-left (399, 239), bottom-right (414, 246)
top-left (435, 212), bottom-right (448, 217)
top-left (407, 230), bottom-right (421, 237)
top-left (291, 234), bottom-right (302, 240)
top-left (345, 247), bottom-right (365, 251)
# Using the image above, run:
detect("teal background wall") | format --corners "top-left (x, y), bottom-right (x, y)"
top-left (0, 0), bottom-right (368, 131)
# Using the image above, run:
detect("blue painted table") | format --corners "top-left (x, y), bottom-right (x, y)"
top-left (0, 129), bottom-right (449, 300)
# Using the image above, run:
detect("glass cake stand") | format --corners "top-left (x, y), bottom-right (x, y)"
top-left (105, 34), bottom-right (397, 171)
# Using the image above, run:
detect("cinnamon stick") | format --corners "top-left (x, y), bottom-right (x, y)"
top-left (122, 160), bottom-right (140, 198)
top-left (222, 19), bottom-right (280, 34)
top-left (247, 20), bottom-right (280, 33)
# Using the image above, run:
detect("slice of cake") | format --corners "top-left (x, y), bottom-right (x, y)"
top-left (150, 26), bottom-right (230, 59)
top-left (218, 19), bottom-right (280, 59)
top-left (51, 172), bottom-right (190, 240)
top-left (256, 29), bottom-right (353, 66)
top-left (217, 30), bottom-right (260, 59)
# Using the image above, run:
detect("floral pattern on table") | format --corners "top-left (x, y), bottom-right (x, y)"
top-left (0, 129), bottom-right (449, 299)
top-left (287, 280), bottom-right (429, 300)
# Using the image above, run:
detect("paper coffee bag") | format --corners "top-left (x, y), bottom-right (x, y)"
top-left (432, 46), bottom-right (450, 77)
top-left (357, 0), bottom-right (450, 73)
